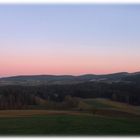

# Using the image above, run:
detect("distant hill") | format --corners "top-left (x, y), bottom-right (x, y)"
top-left (122, 72), bottom-right (140, 84)
top-left (0, 72), bottom-right (139, 86)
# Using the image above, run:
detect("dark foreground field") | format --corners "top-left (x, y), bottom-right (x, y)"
top-left (0, 110), bottom-right (140, 135)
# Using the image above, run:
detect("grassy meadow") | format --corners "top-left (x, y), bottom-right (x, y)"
top-left (0, 114), bottom-right (140, 135)
top-left (0, 98), bottom-right (139, 135)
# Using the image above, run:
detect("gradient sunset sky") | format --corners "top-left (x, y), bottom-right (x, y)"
top-left (0, 4), bottom-right (140, 76)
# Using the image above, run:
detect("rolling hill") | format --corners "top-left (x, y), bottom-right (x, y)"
top-left (0, 72), bottom-right (139, 86)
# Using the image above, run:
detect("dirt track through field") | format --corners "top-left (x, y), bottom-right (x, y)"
top-left (0, 109), bottom-right (139, 118)
top-left (0, 110), bottom-right (91, 118)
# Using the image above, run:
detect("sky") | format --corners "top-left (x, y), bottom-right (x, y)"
top-left (0, 4), bottom-right (140, 76)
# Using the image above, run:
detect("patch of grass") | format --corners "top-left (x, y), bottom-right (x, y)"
top-left (83, 99), bottom-right (112, 109)
top-left (0, 115), bottom-right (140, 135)
top-left (77, 101), bottom-right (92, 110)
top-left (97, 99), bottom-right (140, 115)
top-left (82, 98), bottom-right (140, 115)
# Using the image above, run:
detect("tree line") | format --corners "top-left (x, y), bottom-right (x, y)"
top-left (0, 81), bottom-right (140, 109)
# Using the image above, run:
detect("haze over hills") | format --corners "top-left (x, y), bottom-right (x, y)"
top-left (0, 72), bottom-right (139, 86)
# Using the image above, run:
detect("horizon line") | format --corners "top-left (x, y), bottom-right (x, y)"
top-left (0, 71), bottom-right (140, 78)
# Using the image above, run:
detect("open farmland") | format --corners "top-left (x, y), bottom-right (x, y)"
top-left (0, 110), bottom-right (139, 135)
top-left (0, 113), bottom-right (139, 135)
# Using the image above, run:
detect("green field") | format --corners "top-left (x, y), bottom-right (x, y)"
top-left (83, 99), bottom-right (112, 109)
top-left (82, 98), bottom-right (140, 115)
top-left (0, 98), bottom-right (139, 135)
top-left (0, 114), bottom-right (140, 135)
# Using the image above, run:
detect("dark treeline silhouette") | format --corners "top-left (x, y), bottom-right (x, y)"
top-left (0, 82), bottom-right (140, 109)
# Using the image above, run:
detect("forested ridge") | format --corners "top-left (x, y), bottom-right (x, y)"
top-left (0, 81), bottom-right (140, 109)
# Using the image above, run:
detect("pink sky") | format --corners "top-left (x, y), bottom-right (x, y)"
top-left (0, 42), bottom-right (139, 76)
